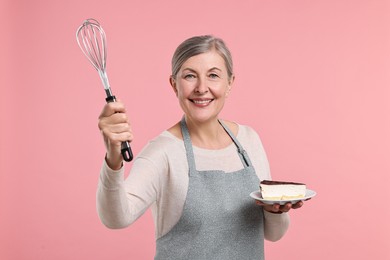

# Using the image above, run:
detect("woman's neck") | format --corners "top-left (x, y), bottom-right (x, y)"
top-left (185, 117), bottom-right (231, 149)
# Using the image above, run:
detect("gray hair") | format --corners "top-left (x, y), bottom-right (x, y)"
top-left (171, 35), bottom-right (233, 79)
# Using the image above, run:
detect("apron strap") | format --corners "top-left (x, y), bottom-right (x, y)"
top-left (218, 120), bottom-right (253, 168)
top-left (180, 117), bottom-right (197, 175)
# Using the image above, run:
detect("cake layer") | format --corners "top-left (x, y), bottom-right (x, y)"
top-left (260, 180), bottom-right (306, 200)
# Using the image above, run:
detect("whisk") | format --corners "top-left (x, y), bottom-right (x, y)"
top-left (76, 18), bottom-right (133, 162)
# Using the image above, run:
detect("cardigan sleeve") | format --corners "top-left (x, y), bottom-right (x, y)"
top-left (263, 211), bottom-right (290, 241)
top-left (96, 154), bottom-right (161, 229)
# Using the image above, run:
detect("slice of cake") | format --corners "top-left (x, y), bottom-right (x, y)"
top-left (260, 180), bottom-right (306, 200)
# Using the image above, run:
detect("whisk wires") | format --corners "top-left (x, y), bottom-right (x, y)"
top-left (76, 18), bottom-right (107, 72)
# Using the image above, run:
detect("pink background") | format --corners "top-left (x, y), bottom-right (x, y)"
top-left (1, 0), bottom-right (389, 259)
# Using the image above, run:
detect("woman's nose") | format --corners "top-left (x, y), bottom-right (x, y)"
top-left (195, 77), bottom-right (209, 94)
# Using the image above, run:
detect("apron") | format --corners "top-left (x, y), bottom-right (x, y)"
top-left (155, 118), bottom-right (264, 260)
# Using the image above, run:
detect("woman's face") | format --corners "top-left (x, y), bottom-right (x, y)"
top-left (170, 50), bottom-right (234, 124)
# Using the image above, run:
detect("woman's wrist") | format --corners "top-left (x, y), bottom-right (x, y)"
top-left (105, 153), bottom-right (123, 171)
top-left (264, 209), bottom-right (283, 214)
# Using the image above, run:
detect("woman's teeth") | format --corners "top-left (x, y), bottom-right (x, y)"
top-left (192, 99), bottom-right (212, 104)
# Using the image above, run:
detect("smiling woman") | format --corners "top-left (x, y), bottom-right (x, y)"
top-left (96, 35), bottom-right (303, 259)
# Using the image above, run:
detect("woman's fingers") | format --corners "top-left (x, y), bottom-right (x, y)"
top-left (98, 100), bottom-right (133, 147)
top-left (99, 111), bottom-right (129, 128)
top-left (99, 114), bottom-right (130, 131)
top-left (100, 121), bottom-right (133, 145)
top-left (108, 123), bottom-right (131, 134)
top-left (279, 203), bottom-right (292, 212)
top-left (99, 101), bottom-right (127, 119)
top-left (256, 200), bottom-right (304, 213)
top-left (291, 201), bottom-right (304, 209)
top-left (101, 129), bottom-right (133, 143)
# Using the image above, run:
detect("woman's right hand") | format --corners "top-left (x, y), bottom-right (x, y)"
top-left (98, 101), bottom-right (133, 170)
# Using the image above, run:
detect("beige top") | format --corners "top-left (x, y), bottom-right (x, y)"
top-left (97, 124), bottom-right (290, 241)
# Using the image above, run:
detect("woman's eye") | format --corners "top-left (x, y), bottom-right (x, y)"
top-left (209, 73), bottom-right (219, 79)
top-left (184, 74), bottom-right (196, 79)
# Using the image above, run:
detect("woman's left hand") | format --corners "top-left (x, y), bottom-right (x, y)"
top-left (256, 200), bottom-right (305, 214)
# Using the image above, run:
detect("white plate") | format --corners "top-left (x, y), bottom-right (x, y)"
top-left (250, 189), bottom-right (316, 205)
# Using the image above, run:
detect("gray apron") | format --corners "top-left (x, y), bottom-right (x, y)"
top-left (155, 118), bottom-right (264, 260)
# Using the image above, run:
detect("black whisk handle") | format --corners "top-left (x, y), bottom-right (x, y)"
top-left (121, 141), bottom-right (133, 162)
top-left (106, 95), bottom-right (134, 162)
top-left (105, 95), bottom-right (117, 103)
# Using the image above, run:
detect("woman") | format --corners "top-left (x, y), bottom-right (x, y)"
top-left (97, 35), bottom-right (304, 259)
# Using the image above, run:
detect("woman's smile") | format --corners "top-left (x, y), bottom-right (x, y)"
top-left (190, 98), bottom-right (214, 106)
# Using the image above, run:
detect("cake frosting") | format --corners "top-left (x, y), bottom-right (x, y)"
top-left (260, 180), bottom-right (306, 200)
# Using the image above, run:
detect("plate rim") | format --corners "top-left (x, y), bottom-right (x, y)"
top-left (250, 188), bottom-right (316, 205)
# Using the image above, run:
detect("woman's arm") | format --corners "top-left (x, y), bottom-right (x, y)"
top-left (96, 161), bottom-right (131, 229)
top-left (96, 156), bottom-right (160, 229)
top-left (96, 100), bottom-right (160, 228)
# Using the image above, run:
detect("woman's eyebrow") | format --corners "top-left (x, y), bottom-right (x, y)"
top-left (182, 68), bottom-right (196, 73)
top-left (181, 67), bottom-right (222, 73)
top-left (209, 67), bottom-right (222, 72)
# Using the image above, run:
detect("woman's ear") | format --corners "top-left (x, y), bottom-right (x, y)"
top-left (169, 76), bottom-right (178, 96)
top-left (226, 75), bottom-right (235, 97)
